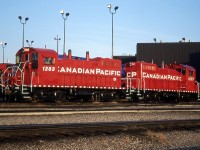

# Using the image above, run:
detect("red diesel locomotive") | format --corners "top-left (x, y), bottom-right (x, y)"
top-left (1, 47), bottom-right (124, 101)
top-left (125, 61), bottom-right (199, 101)
top-left (0, 47), bottom-right (199, 102)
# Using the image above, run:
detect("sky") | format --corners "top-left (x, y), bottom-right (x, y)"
top-left (0, 0), bottom-right (200, 63)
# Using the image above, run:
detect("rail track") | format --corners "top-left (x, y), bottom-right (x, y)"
top-left (1, 101), bottom-right (200, 112)
top-left (1, 119), bottom-right (200, 138)
top-left (1, 108), bottom-right (200, 117)
top-left (1, 106), bottom-right (200, 115)
top-left (1, 102), bottom-right (200, 139)
top-left (0, 102), bottom-right (200, 118)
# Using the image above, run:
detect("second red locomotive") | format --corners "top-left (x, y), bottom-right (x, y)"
top-left (125, 61), bottom-right (199, 102)
top-left (0, 47), bottom-right (199, 102)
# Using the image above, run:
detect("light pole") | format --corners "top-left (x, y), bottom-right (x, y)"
top-left (107, 4), bottom-right (119, 59)
top-left (0, 42), bottom-right (7, 63)
top-left (54, 35), bottom-right (61, 53)
top-left (26, 40), bottom-right (34, 47)
top-left (60, 10), bottom-right (70, 54)
top-left (18, 16), bottom-right (29, 48)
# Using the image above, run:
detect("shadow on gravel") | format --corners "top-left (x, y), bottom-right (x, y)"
top-left (171, 147), bottom-right (200, 150)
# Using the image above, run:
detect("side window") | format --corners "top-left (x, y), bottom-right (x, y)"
top-left (32, 53), bottom-right (38, 61)
top-left (44, 57), bottom-right (55, 65)
top-left (189, 71), bottom-right (193, 76)
top-left (182, 69), bottom-right (186, 75)
top-left (176, 68), bottom-right (186, 75)
top-left (32, 53), bottom-right (38, 69)
top-left (25, 54), bottom-right (29, 61)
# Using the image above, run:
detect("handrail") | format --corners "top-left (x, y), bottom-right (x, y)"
top-left (21, 61), bottom-right (29, 94)
top-left (0, 74), bottom-right (3, 93)
top-left (30, 71), bottom-right (35, 92)
top-left (21, 61), bottom-right (28, 72)
top-left (143, 78), bottom-right (146, 94)
top-left (0, 61), bottom-right (29, 95)
top-left (0, 62), bottom-right (26, 87)
top-left (1, 66), bottom-right (13, 87)
top-left (196, 81), bottom-right (200, 99)
top-left (21, 72), bottom-right (25, 93)
top-left (125, 77), bottom-right (141, 95)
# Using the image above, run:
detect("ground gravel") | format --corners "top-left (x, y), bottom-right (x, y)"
top-left (1, 129), bottom-right (200, 150)
top-left (1, 106), bottom-right (200, 149)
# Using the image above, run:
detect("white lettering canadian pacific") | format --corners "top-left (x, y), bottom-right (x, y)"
top-left (59, 67), bottom-right (121, 76)
top-left (143, 72), bottom-right (181, 81)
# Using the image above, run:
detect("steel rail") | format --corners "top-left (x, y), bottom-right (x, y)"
top-left (1, 107), bottom-right (200, 114)
top-left (1, 119), bottom-right (200, 138)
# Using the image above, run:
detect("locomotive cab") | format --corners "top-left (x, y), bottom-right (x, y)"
top-left (15, 47), bottom-right (57, 86)
top-left (10, 48), bottom-right (57, 100)
top-left (165, 63), bottom-right (196, 78)
top-left (165, 64), bottom-right (199, 96)
top-left (15, 47), bottom-right (38, 85)
top-left (16, 48), bottom-right (39, 70)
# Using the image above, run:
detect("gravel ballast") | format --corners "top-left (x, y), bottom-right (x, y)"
top-left (1, 129), bottom-right (200, 150)
top-left (1, 108), bottom-right (200, 149)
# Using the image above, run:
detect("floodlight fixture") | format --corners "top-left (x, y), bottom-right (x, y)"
top-left (107, 4), bottom-right (112, 9)
top-left (60, 10), bottom-right (64, 15)
top-left (18, 16), bottom-right (29, 47)
top-left (114, 6), bottom-right (119, 11)
top-left (60, 10), bottom-right (70, 54)
top-left (107, 4), bottom-right (119, 59)
top-left (1, 42), bottom-right (7, 63)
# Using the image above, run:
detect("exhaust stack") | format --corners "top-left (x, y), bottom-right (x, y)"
top-left (68, 49), bottom-right (72, 59)
top-left (86, 51), bottom-right (90, 61)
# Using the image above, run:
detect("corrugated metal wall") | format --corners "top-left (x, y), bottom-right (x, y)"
top-left (137, 42), bottom-right (200, 81)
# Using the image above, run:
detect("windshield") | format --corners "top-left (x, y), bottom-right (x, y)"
top-left (16, 54), bottom-right (22, 64)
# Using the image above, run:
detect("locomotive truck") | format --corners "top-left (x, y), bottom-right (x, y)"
top-left (0, 47), bottom-right (199, 102)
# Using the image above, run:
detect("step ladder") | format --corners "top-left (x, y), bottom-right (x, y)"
top-left (22, 86), bottom-right (31, 100)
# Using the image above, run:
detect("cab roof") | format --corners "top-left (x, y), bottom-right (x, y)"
top-left (180, 64), bottom-right (196, 72)
top-left (165, 63), bottom-right (196, 72)
top-left (16, 47), bottom-right (57, 56)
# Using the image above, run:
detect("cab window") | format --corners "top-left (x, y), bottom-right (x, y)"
top-left (25, 54), bottom-right (29, 61)
top-left (189, 70), bottom-right (193, 76)
top-left (32, 53), bottom-right (38, 69)
top-left (32, 53), bottom-right (38, 61)
top-left (176, 68), bottom-right (186, 75)
top-left (16, 54), bottom-right (22, 64)
top-left (44, 57), bottom-right (54, 65)
top-left (182, 69), bottom-right (186, 75)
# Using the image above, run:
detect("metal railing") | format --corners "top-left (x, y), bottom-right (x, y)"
top-left (196, 81), bottom-right (200, 100)
top-left (0, 62), bottom-right (28, 92)
top-left (122, 77), bottom-right (146, 98)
